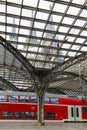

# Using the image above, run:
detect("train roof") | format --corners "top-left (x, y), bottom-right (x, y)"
top-left (0, 90), bottom-right (69, 98)
top-left (0, 90), bottom-right (83, 99)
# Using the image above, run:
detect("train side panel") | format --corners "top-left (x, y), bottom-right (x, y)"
top-left (82, 106), bottom-right (87, 120)
top-left (44, 104), bottom-right (68, 120)
top-left (0, 103), bottom-right (37, 120)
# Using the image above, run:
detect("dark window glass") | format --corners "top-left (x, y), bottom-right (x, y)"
top-left (71, 107), bottom-right (74, 117)
top-left (2, 112), bottom-right (12, 118)
top-left (31, 96), bottom-right (37, 103)
top-left (0, 95), bottom-right (7, 102)
top-left (14, 112), bottom-right (24, 118)
top-left (50, 98), bottom-right (58, 104)
top-left (44, 98), bottom-right (49, 103)
top-left (76, 108), bottom-right (79, 117)
top-left (25, 112), bottom-right (34, 118)
top-left (46, 112), bottom-right (55, 119)
top-left (20, 96), bottom-right (29, 102)
top-left (9, 95), bottom-right (18, 102)
top-left (83, 107), bottom-right (87, 113)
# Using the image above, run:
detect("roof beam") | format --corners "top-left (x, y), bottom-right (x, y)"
top-left (0, 76), bottom-right (18, 91)
top-left (46, 52), bottom-right (87, 83)
top-left (53, 52), bottom-right (87, 73)
top-left (0, 36), bottom-right (37, 79)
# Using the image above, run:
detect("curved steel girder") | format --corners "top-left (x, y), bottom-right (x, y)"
top-left (46, 52), bottom-right (87, 82)
top-left (51, 76), bottom-right (74, 83)
top-left (0, 76), bottom-right (18, 91)
top-left (52, 71), bottom-right (78, 78)
top-left (47, 87), bottom-right (66, 95)
top-left (53, 52), bottom-right (87, 73)
top-left (0, 63), bottom-right (33, 80)
top-left (0, 36), bottom-right (37, 80)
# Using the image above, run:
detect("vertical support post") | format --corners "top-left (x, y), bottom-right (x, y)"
top-left (37, 92), bottom-right (45, 126)
top-left (34, 73), bottom-right (49, 126)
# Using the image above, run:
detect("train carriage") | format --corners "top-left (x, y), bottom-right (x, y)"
top-left (0, 91), bottom-right (87, 122)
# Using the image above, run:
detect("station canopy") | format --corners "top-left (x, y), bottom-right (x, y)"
top-left (0, 0), bottom-right (87, 96)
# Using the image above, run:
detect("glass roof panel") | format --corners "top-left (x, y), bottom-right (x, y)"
top-left (19, 28), bottom-right (29, 35)
top-left (72, 0), bottom-right (86, 5)
top-left (71, 45), bottom-right (81, 50)
top-left (67, 6), bottom-right (80, 15)
top-left (7, 5), bottom-right (21, 15)
top-left (7, 26), bottom-right (18, 33)
top-left (22, 9), bottom-right (34, 17)
top-left (7, 17), bottom-right (19, 25)
top-left (75, 38), bottom-right (85, 43)
top-left (35, 31), bottom-right (43, 37)
top-left (68, 51), bottom-right (76, 57)
top-left (68, 36), bottom-right (76, 42)
top-left (49, 14), bottom-right (62, 23)
top-left (80, 9), bottom-right (87, 17)
top-left (0, 16), bottom-right (5, 22)
top-left (23, 0), bottom-right (38, 7)
top-left (62, 17), bottom-right (74, 25)
top-left (18, 37), bottom-right (26, 42)
top-left (36, 11), bottom-right (49, 20)
top-left (69, 28), bottom-right (80, 35)
top-left (81, 47), bottom-right (87, 51)
top-left (53, 3), bottom-right (67, 13)
top-left (56, 34), bottom-right (65, 40)
top-left (0, 4), bottom-right (5, 13)
top-left (17, 45), bottom-right (24, 50)
top-left (39, 0), bottom-right (53, 10)
top-left (62, 50), bottom-right (68, 55)
top-left (7, 0), bottom-right (22, 4)
top-left (61, 0), bottom-right (70, 2)
top-left (34, 21), bottom-right (45, 29)
top-left (80, 30), bottom-right (87, 36)
top-left (43, 32), bottom-right (54, 39)
top-left (61, 44), bottom-right (71, 49)
top-left (74, 19), bottom-right (86, 27)
top-left (20, 19), bottom-right (31, 27)
top-left (59, 26), bottom-right (69, 33)
top-left (46, 24), bottom-right (57, 31)
top-left (0, 25), bottom-right (5, 32)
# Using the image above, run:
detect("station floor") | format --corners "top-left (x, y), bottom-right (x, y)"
top-left (0, 122), bottom-right (87, 130)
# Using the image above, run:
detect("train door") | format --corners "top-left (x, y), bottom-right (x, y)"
top-left (68, 106), bottom-right (82, 121)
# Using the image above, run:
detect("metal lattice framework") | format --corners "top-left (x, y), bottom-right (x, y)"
top-left (0, 0), bottom-right (87, 96)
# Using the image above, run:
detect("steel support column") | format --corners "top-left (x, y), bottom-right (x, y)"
top-left (37, 91), bottom-right (45, 126)
top-left (35, 75), bottom-right (49, 126)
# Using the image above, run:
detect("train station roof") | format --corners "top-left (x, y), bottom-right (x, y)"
top-left (0, 0), bottom-right (87, 96)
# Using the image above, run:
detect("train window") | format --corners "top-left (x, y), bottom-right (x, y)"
top-left (0, 95), bottom-right (7, 102)
top-left (25, 112), bottom-right (34, 118)
top-left (9, 95), bottom-right (18, 102)
top-left (76, 108), bottom-right (79, 117)
top-left (83, 107), bottom-right (87, 113)
top-left (46, 112), bottom-right (55, 119)
top-left (44, 98), bottom-right (49, 103)
top-left (50, 97), bottom-right (58, 104)
top-left (31, 96), bottom-right (37, 103)
top-left (71, 107), bottom-right (74, 117)
top-left (2, 112), bottom-right (12, 118)
top-left (14, 112), bottom-right (24, 118)
top-left (20, 96), bottom-right (29, 102)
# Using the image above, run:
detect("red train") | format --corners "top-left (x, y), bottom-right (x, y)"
top-left (0, 92), bottom-right (87, 122)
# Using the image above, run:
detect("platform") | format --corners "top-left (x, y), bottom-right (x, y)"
top-left (0, 122), bottom-right (87, 130)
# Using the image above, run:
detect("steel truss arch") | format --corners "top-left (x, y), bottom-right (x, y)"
top-left (44, 52), bottom-right (87, 83)
top-left (0, 36), bottom-right (38, 82)
top-left (0, 76), bottom-right (18, 91)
